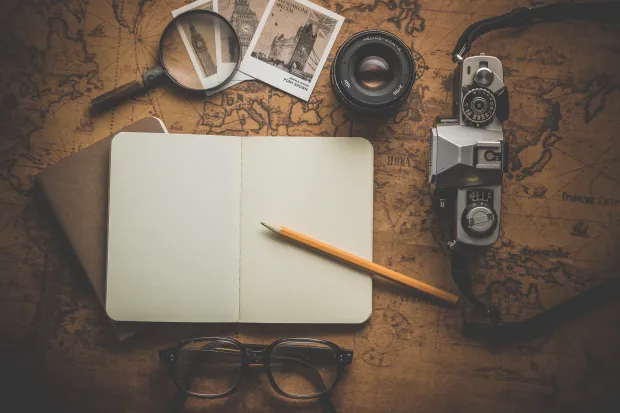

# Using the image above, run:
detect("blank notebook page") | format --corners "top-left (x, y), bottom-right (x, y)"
top-left (239, 137), bottom-right (374, 323)
top-left (106, 133), bottom-right (241, 322)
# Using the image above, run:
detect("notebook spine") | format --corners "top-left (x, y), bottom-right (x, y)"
top-left (238, 138), bottom-right (243, 321)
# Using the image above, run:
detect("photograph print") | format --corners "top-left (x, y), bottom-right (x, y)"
top-left (249, 0), bottom-right (340, 82)
top-left (219, 0), bottom-right (270, 62)
top-left (172, 0), bottom-right (219, 88)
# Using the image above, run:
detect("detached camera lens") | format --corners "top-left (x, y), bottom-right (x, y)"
top-left (331, 30), bottom-right (416, 116)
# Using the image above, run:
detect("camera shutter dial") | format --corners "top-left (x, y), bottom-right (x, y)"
top-left (463, 205), bottom-right (497, 237)
top-left (462, 87), bottom-right (496, 127)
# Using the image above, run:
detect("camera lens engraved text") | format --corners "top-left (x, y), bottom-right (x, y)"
top-left (362, 36), bottom-right (401, 51)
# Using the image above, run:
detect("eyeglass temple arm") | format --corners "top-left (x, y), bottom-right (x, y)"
top-left (244, 343), bottom-right (353, 366)
top-left (166, 348), bottom-right (337, 369)
top-left (161, 345), bottom-right (352, 365)
top-left (159, 344), bottom-right (353, 366)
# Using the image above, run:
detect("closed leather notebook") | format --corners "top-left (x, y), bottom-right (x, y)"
top-left (36, 117), bottom-right (167, 340)
top-left (106, 133), bottom-right (374, 323)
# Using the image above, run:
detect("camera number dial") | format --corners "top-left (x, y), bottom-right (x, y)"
top-left (462, 87), bottom-right (496, 127)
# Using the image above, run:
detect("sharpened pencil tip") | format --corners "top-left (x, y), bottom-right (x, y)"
top-left (261, 222), bottom-right (279, 233)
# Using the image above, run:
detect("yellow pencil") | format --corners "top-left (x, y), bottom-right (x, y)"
top-left (261, 223), bottom-right (459, 306)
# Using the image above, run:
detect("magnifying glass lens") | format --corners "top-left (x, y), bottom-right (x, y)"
top-left (161, 11), bottom-right (241, 91)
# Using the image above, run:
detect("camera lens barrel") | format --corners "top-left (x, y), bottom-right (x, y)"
top-left (331, 30), bottom-right (416, 116)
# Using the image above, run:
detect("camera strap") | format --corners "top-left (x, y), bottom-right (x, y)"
top-left (451, 1), bottom-right (620, 62)
top-left (449, 245), bottom-right (504, 326)
top-left (450, 240), bottom-right (620, 341)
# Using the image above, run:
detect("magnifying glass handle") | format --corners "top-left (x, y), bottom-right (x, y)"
top-left (91, 67), bottom-right (166, 111)
top-left (91, 81), bottom-right (146, 111)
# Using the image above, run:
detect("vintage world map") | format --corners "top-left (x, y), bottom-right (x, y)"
top-left (1, 0), bottom-right (619, 412)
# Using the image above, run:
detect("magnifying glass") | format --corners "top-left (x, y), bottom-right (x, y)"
top-left (91, 10), bottom-right (241, 110)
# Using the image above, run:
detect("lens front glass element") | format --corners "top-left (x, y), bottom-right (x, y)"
top-left (270, 341), bottom-right (338, 397)
top-left (355, 56), bottom-right (392, 90)
top-left (175, 340), bottom-right (242, 396)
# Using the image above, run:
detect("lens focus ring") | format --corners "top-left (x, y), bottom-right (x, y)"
top-left (330, 30), bottom-right (416, 116)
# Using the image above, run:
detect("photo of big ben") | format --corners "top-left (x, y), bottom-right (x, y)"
top-left (189, 22), bottom-right (217, 76)
top-left (230, 0), bottom-right (259, 56)
top-left (175, 1), bottom-right (219, 80)
top-left (220, 0), bottom-right (269, 62)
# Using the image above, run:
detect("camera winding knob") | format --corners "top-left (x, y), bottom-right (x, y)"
top-left (462, 87), bottom-right (496, 127)
top-left (474, 67), bottom-right (494, 87)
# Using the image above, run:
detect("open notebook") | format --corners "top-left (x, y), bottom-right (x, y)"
top-left (106, 133), bottom-right (374, 323)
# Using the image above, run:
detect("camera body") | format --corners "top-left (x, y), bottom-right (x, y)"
top-left (429, 55), bottom-right (509, 247)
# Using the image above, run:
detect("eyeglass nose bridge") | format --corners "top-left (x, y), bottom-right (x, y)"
top-left (246, 348), bottom-right (268, 365)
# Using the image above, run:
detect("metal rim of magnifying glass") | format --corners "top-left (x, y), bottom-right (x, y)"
top-left (158, 9), bottom-right (242, 93)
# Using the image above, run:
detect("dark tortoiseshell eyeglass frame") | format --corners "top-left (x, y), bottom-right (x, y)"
top-left (159, 337), bottom-right (353, 399)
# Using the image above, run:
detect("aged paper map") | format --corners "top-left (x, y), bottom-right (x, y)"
top-left (0, 0), bottom-right (619, 412)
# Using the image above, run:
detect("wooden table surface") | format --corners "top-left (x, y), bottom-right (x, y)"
top-left (1, 0), bottom-right (620, 412)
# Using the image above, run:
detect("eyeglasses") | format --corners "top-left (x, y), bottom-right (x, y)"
top-left (159, 337), bottom-right (353, 399)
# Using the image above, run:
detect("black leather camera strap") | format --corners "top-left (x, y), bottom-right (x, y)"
top-left (452, 1), bottom-right (620, 62)
top-left (449, 246), bottom-right (503, 325)
top-left (449, 244), bottom-right (620, 341)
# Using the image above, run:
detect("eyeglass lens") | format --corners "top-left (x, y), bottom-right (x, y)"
top-left (270, 341), bottom-right (338, 397)
top-left (175, 340), bottom-right (242, 396)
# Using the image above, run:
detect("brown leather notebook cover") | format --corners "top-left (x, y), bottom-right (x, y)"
top-left (36, 117), bottom-right (167, 340)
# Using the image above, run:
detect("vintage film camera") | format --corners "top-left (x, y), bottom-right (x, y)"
top-left (428, 55), bottom-right (509, 247)
top-left (427, 2), bottom-right (620, 332)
